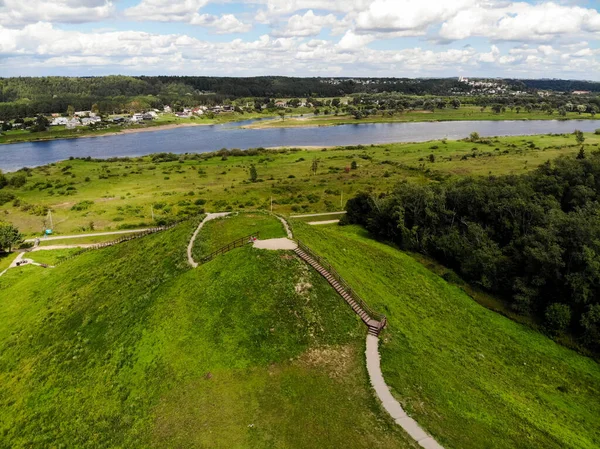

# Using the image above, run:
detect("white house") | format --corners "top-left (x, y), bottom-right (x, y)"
top-left (66, 118), bottom-right (81, 129)
top-left (51, 117), bottom-right (69, 126)
top-left (163, 105), bottom-right (172, 113)
top-left (81, 116), bottom-right (101, 126)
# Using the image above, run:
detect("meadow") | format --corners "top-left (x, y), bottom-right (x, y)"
top-left (246, 106), bottom-right (600, 129)
top-left (291, 221), bottom-right (600, 449)
top-left (3, 131), bottom-right (599, 236)
top-left (191, 212), bottom-right (286, 260)
top-left (0, 218), bottom-right (418, 449)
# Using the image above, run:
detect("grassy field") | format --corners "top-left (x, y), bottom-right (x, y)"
top-left (192, 212), bottom-right (286, 260)
top-left (0, 218), bottom-right (417, 449)
top-left (28, 248), bottom-right (85, 266)
top-left (0, 252), bottom-right (18, 272)
top-left (292, 221), bottom-right (600, 449)
top-left (246, 106), bottom-right (600, 129)
top-left (36, 233), bottom-right (137, 247)
top-left (3, 131), bottom-right (600, 236)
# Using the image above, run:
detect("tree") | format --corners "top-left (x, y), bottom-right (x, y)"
top-left (491, 104), bottom-right (502, 114)
top-left (574, 130), bottom-right (585, 145)
top-left (278, 111), bottom-right (285, 121)
top-left (558, 107), bottom-right (567, 117)
top-left (67, 104), bottom-right (75, 116)
top-left (249, 164), bottom-right (258, 182)
top-left (451, 98), bottom-right (461, 109)
top-left (311, 157), bottom-right (319, 175)
top-left (581, 304), bottom-right (600, 347)
top-left (30, 114), bottom-right (49, 133)
top-left (351, 160), bottom-right (358, 170)
top-left (0, 222), bottom-right (22, 252)
top-left (577, 148), bottom-right (586, 159)
top-left (469, 132), bottom-right (480, 142)
top-left (545, 303), bottom-right (571, 334)
top-left (9, 174), bottom-right (26, 188)
top-left (91, 103), bottom-right (99, 115)
top-left (515, 106), bottom-right (521, 114)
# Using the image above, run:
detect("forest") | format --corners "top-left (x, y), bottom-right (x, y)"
top-left (344, 149), bottom-right (600, 352)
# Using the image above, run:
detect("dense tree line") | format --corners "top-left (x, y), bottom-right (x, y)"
top-left (0, 76), bottom-right (469, 119)
top-left (344, 153), bottom-right (600, 351)
top-left (517, 79), bottom-right (600, 93)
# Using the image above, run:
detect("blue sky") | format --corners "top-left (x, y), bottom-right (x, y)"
top-left (1, 0), bottom-right (600, 79)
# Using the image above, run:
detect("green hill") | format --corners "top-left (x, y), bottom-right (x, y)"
top-left (293, 222), bottom-right (600, 449)
top-left (0, 219), bottom-right (415, 449)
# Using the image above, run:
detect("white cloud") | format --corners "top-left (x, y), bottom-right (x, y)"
top-left (337, 30), bottom-right (374, 51)
top-left (355, 0), bottom-right (475, 34)
top-left (124, 0), bottom-right (209, 22)
top-left (190, 14), bottom-right (252, 33)
top-left (272, 10), bottom-right (340, 37)
top-left (439, 2), bottom-right (600, 43)
top-left (0, 0), bottom-right (115, 26)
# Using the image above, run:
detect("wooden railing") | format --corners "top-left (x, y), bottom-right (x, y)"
top-left (201, 231), bottom-right (259, 263)
top-left (296, 239), bottom-right (387, 328)
top-left (54, 223), bottom-right (178, 266)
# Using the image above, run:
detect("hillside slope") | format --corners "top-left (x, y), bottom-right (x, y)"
top-left (293, 222), bottom-right (600, 449)
top-left (0, 220), bottom-right (416, 449)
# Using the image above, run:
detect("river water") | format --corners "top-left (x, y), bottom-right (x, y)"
top-left (1, 119), bottom-right (599, 171)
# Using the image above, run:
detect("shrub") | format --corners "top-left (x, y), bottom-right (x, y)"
top-left (0, 192), bottom-right (15, 206)
top-left (545, 303), bottom-right (571, 334)
top-left (71, 200), bottom-right (94, 211)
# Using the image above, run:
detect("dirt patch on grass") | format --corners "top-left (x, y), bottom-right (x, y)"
top-left (294, 344), bottom-right (356, 380)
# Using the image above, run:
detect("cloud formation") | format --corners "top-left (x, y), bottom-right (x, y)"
top-left (0, 0), bottom-right (599, 78)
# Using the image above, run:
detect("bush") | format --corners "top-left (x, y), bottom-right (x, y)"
top-left (71, 200), bottom-right (94, 211)
top-left (545, 303), bottom-right (571, 334)
top-left (0, 192), bottom-right (15, 206)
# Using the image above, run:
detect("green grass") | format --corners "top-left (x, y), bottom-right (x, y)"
top-left (0, 219), bottom-right (416, 449)
top-left (192, 212), bottom-right (286, 260)
top-left (292, 221), bottom-right (600, 449)
top-left (5, 132), bottom-right (599, 235)
top-left (292, 212), bottom-right (346, 222)
top-left (28, 248), bottom-right (84, 266)
top-left (246, 106), bottom-right (600, 129)
top-left (37, 233), bottom-right (142, 247)
top-left (0, 252), bottom-right (18, 272)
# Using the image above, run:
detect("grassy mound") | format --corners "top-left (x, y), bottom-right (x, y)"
top-left (192, 211), bottom-right (286, 260)
top-left (293, 221), bottom-right (600, 449)
top-left (0, 219), bottom-right (415, 449)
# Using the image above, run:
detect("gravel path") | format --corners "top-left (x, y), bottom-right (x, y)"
top-left (253, 238), bottom-right (298, 250)
top-left (366, 335), bottom-right (444, 449)
top-left (25, 228), bottom-right (152, 243)
top-left (187, 213), bottom-right (230, 268)
top-left (276, 215), bottom-right (294, 239)
top-left (307, 220), bottom-right (340, 225)
top-left (290, 211), bottom-right (346, 218)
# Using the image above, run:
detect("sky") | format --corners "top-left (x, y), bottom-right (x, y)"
top-left (1, 0), bottom-right (599, 79)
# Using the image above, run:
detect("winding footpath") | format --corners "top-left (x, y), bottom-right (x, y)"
top-left (280, 215), bottom-right (444, 449)
top-left (186, 212), bottom-right (443, 448)
top-left (187, 212), bottom-right (231, 267)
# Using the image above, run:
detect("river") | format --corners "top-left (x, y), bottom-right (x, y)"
top-left (1, 119), bottom-right (599, 171)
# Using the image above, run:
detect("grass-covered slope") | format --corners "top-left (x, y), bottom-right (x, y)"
top-left (0, 219), bottom-right (416, 449)
top-left (292, 222), bottom-right (600, 449)
top-left (192, 211), bottom-right (286, 260)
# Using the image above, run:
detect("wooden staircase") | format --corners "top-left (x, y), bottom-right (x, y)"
top-left (294, 241), bottom-right (386, 336)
